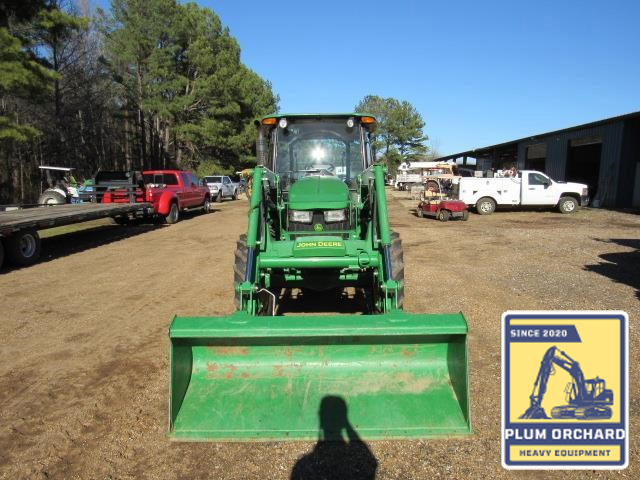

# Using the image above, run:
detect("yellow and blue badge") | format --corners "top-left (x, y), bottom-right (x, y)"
top-left (501, 311), bottom-right (628, 470)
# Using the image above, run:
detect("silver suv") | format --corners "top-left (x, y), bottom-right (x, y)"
top-left (204, 175), bottom-right (239, 202)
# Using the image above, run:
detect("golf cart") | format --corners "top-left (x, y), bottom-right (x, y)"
top-left (38, 166), bottom-right (80, 205)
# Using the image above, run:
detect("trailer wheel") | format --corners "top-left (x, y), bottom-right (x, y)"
top-left (558, 196), bottom-right (578, 214)
top-left (165, 202), bottom-right (180, 224)
top-left (233, 234), bottom-right (248, 310)
top-left (438, 210), bottom-right (450, 222)
top-left (390, 231), bottom-right (404, 309)
top-left (6, 229), bottom-right (41, 266)
top-left (476, 197), bottom-right (496, 215)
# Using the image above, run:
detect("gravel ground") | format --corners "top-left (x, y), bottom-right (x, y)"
top-left (0, 191), bottom-right (637, 479)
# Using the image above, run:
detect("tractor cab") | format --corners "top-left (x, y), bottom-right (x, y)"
top-left (263, 114), bottom-right (375, 189)
top-left (259, 114), bottom-right (376, 238)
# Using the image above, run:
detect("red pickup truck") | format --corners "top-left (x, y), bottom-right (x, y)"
top-left (102, 170), bottom-right (211, 224)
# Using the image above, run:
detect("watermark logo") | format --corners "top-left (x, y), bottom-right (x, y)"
top-left (502, 311), bottom-right (628, 470)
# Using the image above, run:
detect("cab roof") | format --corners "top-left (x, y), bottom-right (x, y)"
top-left (260, 113), bottom-right (376, 121)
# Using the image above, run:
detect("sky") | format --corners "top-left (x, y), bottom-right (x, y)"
top-left (96, 0), bottom-right (640, 156)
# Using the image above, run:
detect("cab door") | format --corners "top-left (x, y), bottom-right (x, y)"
top-left (191, 173), bottom-right (205, 205)
top-left (222, 176), bottom-right (233, 197)
top-left (180, 172), bottom-right (195, 207)
top-left (521, 172), bottom-right (556, 205)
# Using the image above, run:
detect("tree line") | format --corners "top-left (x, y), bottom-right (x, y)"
top-left (0, 0), bottom-right (278, 203)
top-left (0, 1), bottom-right (434, 204)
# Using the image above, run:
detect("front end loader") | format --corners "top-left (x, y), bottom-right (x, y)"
top-left (169, 114), bottom-right (471, 440)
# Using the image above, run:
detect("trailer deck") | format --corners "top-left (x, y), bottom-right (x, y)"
top-left (0, 203), bottom-right (152, 235)
top-left (0, 202), bottom-right (153, 269)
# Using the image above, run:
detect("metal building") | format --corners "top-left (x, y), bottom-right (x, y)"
top-left (434, 111), bottom-right (640, 208)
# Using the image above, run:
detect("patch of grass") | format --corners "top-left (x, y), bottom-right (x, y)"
top-left (39, 218), bottom-right (116, 239)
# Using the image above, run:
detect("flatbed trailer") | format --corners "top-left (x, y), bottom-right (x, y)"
top-left (0, 202), bottom-right (153, 269)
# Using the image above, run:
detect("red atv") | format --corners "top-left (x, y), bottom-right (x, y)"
top-left (417, 199), bottom-right (469, 222)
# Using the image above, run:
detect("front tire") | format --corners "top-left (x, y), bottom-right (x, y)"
top-left (417, 208), bottom-right (424, 218)
top-left (6, 229), bottom-right (41, 266)
top-left (202, 197), bottom-right (211, 214)
top-left (215, 191), bottom-right (223, 203)
top-left (165, 202), bottom-right (179, 224)
top-left (462, 210), bottom-right (469, 221)
top-left (232, 189), bottom-right (238, 200)
top-left (476, 197), bottom-right (496, 215)
top-left (558, 196), bottom-right (578, 214)
top-left (438, 209), bottom-right (450, 222)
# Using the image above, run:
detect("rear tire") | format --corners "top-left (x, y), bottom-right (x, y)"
top-left (0, 241), bottom-right (4, 270)
top-left (233, 234), bottom-right (248, 310)
top-left (476, 197), bottom-right (496, 215)
top-left (558, 196), bottom-right (578, 214)
top-left (165, 202), bottom-right (179, 224)
top-left (113, 215), bottom-right (129, 225)
top-left (417, 208), bottom-right (424, 218)
top-left (462, 210), bottom-right (469, 221)
top-left (38, 190), bottom-right (66, 205)
top-left (6, 229), bottom-right (41, 266)
top-left (232, 189), bottom-right (238, 200)
top-left (390, 231), bottom-right (404, 309)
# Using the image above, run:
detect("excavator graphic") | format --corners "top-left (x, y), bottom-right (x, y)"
top-left (520, 346), bottom-right (614, 420)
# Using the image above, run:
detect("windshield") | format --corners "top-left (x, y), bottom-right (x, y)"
top-left (272, 118), bottom-right (365, 187)
top-left (205, 176), bottom-right (222, 183)
top-left (143, 173), bottom-right (178, 185)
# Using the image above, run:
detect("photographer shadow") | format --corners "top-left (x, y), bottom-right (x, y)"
top-left (291, 396), bottom-right (377, 480)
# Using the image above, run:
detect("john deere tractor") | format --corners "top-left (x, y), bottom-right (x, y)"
top-left (169, 114), bottom-right (470, 440)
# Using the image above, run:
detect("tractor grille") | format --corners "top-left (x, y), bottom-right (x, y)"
top-left (290, 233), bottom-right (350, 240)
top-left (288, 210), bottom-right (351, 232)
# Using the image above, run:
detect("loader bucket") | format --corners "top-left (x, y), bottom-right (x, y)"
top-left (169, 312), bottom-right (470, 441)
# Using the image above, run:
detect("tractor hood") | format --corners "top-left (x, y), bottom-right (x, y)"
top-left (288, 176), bottom-right (349, 210)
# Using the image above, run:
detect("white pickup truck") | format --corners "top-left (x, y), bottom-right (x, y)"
top-left (458, 170), bottom-right (589, 215)
top-left (394, 172), bottom-right (422, 190)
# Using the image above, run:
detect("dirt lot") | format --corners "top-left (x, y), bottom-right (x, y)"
top-left (0, 192), bottom-right (638, 479)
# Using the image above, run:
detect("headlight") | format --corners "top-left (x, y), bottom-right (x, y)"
top-left (289, 210), bottom-right (313, 224)
top-left (582, 188), bottom-right (588, 196)
top-left (324, 209), bottom-right (346, 223)
top-left (209, 185), bottom-right (219, 191)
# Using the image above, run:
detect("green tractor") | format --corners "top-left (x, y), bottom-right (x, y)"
top-left (169, 114), bottom-right (470, 440)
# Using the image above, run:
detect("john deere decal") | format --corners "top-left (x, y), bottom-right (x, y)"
top-left (501, 311), bottom-right (628, 470)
